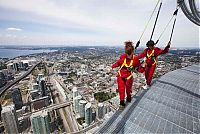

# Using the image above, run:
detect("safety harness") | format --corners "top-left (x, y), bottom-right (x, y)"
top-left (146, 49), bottom-right (157, 66)
top-left (118, 58), bottom-right (134, 80)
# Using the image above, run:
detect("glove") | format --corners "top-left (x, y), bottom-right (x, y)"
top-left (127, 66), bottom-right (133, 71)
top-left (166, 41), bottom-right (171, 48)
top-left (141, 58), bottom-right (146, 67)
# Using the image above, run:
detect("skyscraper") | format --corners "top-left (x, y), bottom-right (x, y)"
top-left (0, 104), bottom-right (2, 121)
top-left (30, 110), bottom-right (50, 134)
top-left (0, 71), bottom-right (6, 88)
top-left (24, 62), bottom-right (29, 70)
top-left (1, 105), bottom-right (19, 134)
top-left (18, 62), bottom-right (24, 70)
top-left (12, 87), bottom-right (23, 110)
top-left (97, 103), bottom-right (104, 119)
top-left (72, 87), bottom-right (79, 103)
top-left (7, 63), bottom-right (14, 73)
top-left (72, 87), bottom-right (78, 111)
top-left (74, 95), bottom-right (82, 113)
top-left (79, 100), bottom-right (87, 118)
top-left (37, 74), bottom-right (44, 83)
top-left (39, 79), bottom-right (47, 97)
top-left (85, 103), bottom-right (92, 126)
top-left (13, 63), bottom-right (19, 72)
top-left (103, 103), bottom-right (110, 115)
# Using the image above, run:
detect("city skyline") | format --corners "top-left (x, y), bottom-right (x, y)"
top-left (0, 0), bottom-right (199, 47)
top-left (0, 44), bottom-right (199, 133)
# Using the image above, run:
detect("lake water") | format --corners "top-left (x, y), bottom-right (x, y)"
top-left (0, 48), bottom-right (56, 58)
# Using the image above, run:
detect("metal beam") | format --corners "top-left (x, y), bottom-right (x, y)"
top-left (177, 0), bottom-right (200, 26)
top-left (189, 0), bottom-right (200, 21)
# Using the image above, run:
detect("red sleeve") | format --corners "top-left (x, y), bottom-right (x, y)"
top-left (136, 49), bottom-right (147, 59)
top-left (112, 54), bottom-right (124, 68)
top-left (137, 66), bottom-right (145, 73)
top-left (134, 57), bottom-right (145, 73)
top-left (112, 60), bottom-right (120, 68)
top-left (155, 47), bottom-right (169, 56)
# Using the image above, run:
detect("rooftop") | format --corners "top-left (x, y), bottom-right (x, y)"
top-left (1, 104), bottom-right (15, 113)
top-left (96, 64), bottom-right (200, 134)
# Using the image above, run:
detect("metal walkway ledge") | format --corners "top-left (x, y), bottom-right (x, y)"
top-left (95, 89), bottom-right (147, 134)
top-left (95, 64), bottom-right (200, 134)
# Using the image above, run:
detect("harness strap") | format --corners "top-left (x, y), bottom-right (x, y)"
top-left (118, 57), bottom-right (134, 79)
top-left (146, 49), bottom-right (157, 65)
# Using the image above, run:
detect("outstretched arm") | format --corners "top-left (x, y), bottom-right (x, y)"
top-left (136, 49), bottom-right (147, 59)
top-left (112, 55), bottom-right (124, 68)
top-left (134, 58), bottom-right (145, 73)
top-left (112, 60), bottom-right (120, 68)
top-left (158, 41), bottom-right (171, 55)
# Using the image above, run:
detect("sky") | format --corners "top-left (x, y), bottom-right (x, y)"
top-left (0, 0), bottom-right (199, 47)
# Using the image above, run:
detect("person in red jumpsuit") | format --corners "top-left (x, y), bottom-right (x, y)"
top-left (112, 41), bottom-right (145, 108)
top-left (137, 40), bottom-right (171, 89)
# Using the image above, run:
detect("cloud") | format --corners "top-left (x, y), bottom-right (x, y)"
top-left (0, 0), bottom-right (161, 34)
top-left (6, 27), bottom-right (22, 31)
top-left (0, 0), bottom-right (198, 47)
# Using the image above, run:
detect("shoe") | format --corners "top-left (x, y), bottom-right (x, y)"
top-left (120, 100), bottom-right (126, 106)
top-left (147, 85), bottom-right (151, 89)
top-left (142, 85), bottom-right (147, 90)
top-left (119, 105), bottom-right (125, 110)
top-left (142, 85), bottom-right (151, 90)
top-left (126, 97), bottom-right (131, 102)
top-left (119, 100), bottom-right (126, 111)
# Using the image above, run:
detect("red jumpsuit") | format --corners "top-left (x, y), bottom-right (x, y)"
top-left (137, 47), bottom-right (169, 86)
top-left (112, 54), bottom-right (144, 101)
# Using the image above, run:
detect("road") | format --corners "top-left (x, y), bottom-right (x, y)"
top-left (0, 61), bottom-right (41, 96)
top-left (22, 101), bottom-right (71, 118)
top-left (52, 77), bottom-right (79, 132)
top-left (46, 64), bottom-right (79, 132)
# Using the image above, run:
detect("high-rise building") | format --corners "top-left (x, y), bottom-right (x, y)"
top-left (12, 87), bottom-right (23, 110)
top-left (0, 71), bottom-right (6, 88)
top-left (1, 105), bottom-right (19, 134)
top-left (39, 79), bottom-right (47, 97)
top-left (97, 103), bottom-right (104, 119)
top-left (37, 74), bottom-right (44, 83)
top-left (85, 103), bottom-right (92, 126)
top-left (0, 104), bottom-right (2, 121)
top-left (72, 87), bottom-right (78, 109)
top-left (92, 110), bottom-right (96, 122)
top-left (0, 71), bottom-right (5, 79)
top-left (24, 63), bottom-right (29, 70)
top-left (79, 100), bottom-right (87, 118)
top-left (18, 62), bottom-right (24, 70)
top-left (31, 110), bottom-right (50, 134)
top-left (30, 82), bottom-right (40, 100)
top-left (72, 87), bottom-right (79, 103)
top-left (103, 103), bottom-right (110, 115)
top-left (13, 63), bottom-right (19, 72)
top-left (7, 63), bottom-right (14, 73)
top-left (74, 95), bottom-right (82, 113)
